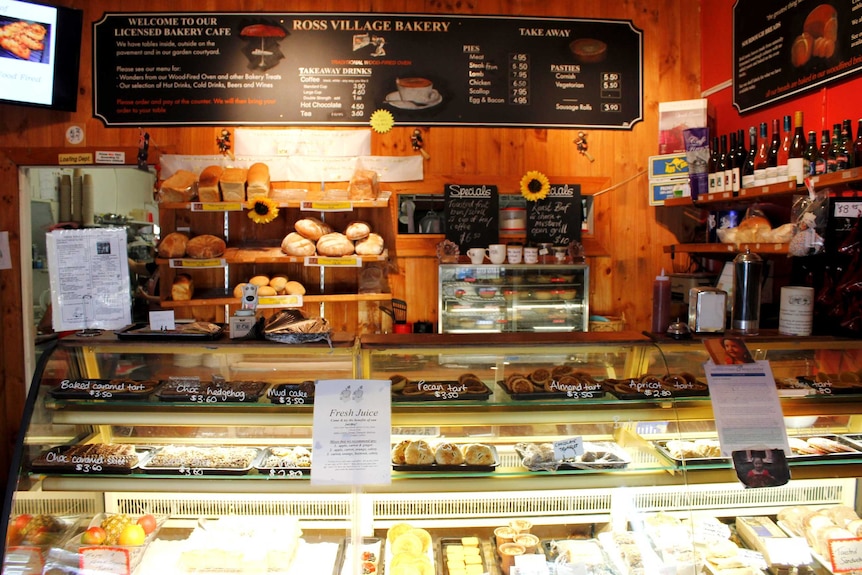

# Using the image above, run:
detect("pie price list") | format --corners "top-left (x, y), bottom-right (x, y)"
top-left (600, 72), bottom-right (622, 113)
top-left (509, 52), bottom-right (530, 105)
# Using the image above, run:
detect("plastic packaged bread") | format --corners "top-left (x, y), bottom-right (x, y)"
top-left (197, 165), bottom-right (224, 202)
top-left (246, 162), bottom-right (270, 199)
top-left (220, 167), bottom-right (248, 201)
top-left (347, 169), bottom-right (379, 200)
top-left (158, 169), bottom-right (197, 202)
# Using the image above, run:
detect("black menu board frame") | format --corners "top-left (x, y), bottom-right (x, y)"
top-left (526, 184), bottom-right (582, 246)
top-left (733, 0), bottom-right (861, 113)
top-left (93, 12), bottom-right (643, 128)
top-left (444, 184), bottom-right (499, 251)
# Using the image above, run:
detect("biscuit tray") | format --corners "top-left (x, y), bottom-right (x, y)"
top-left (515, 441), bottom-right (631, 472)
top-left (392, 445), bottom-right (499, 472)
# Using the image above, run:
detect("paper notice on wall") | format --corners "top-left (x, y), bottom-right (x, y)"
top-left (46, 227), bottom-right (131, 332)
top-left (234, 128), bottom-right (371, 157)
top-left (311, 379), bottom-right (392, 486)
top-left (0, 231), bottom-right (10, 270)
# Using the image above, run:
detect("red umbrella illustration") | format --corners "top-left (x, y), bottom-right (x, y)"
top-left (240, 23), bottom-right (287, 69)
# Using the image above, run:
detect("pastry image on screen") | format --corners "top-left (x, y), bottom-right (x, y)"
top-left (0, 18), bottom-right (49, 63)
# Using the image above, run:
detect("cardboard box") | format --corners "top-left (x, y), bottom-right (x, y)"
top-left (649, 178), bottom-right (690, 206)
top-left (658, 99), bottom-right (715, 154)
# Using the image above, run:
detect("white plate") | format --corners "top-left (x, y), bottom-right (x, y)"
top-left (385, 90), bottom-right (443, 109)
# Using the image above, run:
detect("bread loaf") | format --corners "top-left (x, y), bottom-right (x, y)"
top-left (158, 170), bottom-right (197, 202)
top-left (344, 221), bottom-right (371, 240)
top-left (284, 281), bottom-right (306, 295)
top-left (158, 232), bottom-right (189, 258)
top-left (257, 285), bottom-right (277, 296)
top-left (197, 165), bottom-right (224, 202)
top-left (220, 167), bottom-right (248, 202)
top-left (186, 234), bottom-right (226, 258)
top-left (269, 276), bottom-right (288, 293)
top-left (354, 233), bottom-right (384, 256)
top-left (246, 162), bottom-right (270, 199)
top-left (294, 217), bottom-right (333, 241)
top-left (347, 169), bottom-right (379, 200)
top-left (171, 273), bottom-right (194, 301)
top-left (281, 232), bottom-right (316, 256)
top-left (317, 232), bottom-right (355, 256)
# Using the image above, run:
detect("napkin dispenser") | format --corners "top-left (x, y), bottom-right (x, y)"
top-left (688, 287), bottom-right (727, 333)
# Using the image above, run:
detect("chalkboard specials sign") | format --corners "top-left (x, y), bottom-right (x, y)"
top-left (733, 0), bottom-right (862, 113)
top-left (444, 184), bottom-right (499, 250)
top-left (93, 12), bottom-right (643, 128)
top-left (526, 184), bottom-right (582, 246)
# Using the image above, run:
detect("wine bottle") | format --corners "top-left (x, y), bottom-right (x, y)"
top-left (855, 119), bottom-right (862, 169)
top-left (834, 123), bottom-right (849, 171)
top-left (777, 114), bottom-right (792, 182)
top-left (787, 111), bottom-right (807, 184)
top-left (742, 126), bottom-right (757, 189)
top-left (729, 131), bottom-right (740, 193)
top-left (754, 122), bottom-right (769, 186)
top-left (818, 129), bottom-right (831, 175)
top-left (736, 129), bottom-right (747, 189)
top-left (827, 124), bottom-right (841, 172)
top-left (804, 130), bottom-right (820, 177)
top-left (708, 136), bottom-right (719, 194)
top-left (841, 120), bottom-right (852, 169)
top-left (766, 118), bottom-right (780, 184)
top-left (719, 134), bottom-right (729, 192)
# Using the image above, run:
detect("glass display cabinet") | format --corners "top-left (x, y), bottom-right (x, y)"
top-left (438, 264), bottom-right (589, 333)
top-left (4, 331), bottom-right (862, 575)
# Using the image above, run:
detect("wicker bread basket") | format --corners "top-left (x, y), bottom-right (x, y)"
top-left (589, 312), bottom-right (626, 332)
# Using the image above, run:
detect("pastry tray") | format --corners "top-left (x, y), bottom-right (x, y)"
top-left (254, 447), bottom-right (312, 478)
top-left (652, 440), bottom-right (729, 466)
top-left (788, 434), bottom-right (862, 460)
top-left (49, 378), bottom-right (161, 401)
top-left (392, 380), bottom-right (493, 402)
top-left (541, 539), bottom-right (620, 575)
top-left (155, 380), bottom-right (268, 403)
top-left (797, 375), bottom-right (862, 395)
top-left (496, 379), bottom-right (606, 400)
top-left (138, 446), bottom-right (262, 476)
top-left (335, 537), bottom-right (382, 575)
top-left (393, 445), bottom-right (499, 472)
top-left (604, 378), bottom-right (709, 400)
top-left (516, 441), bottom-right (631, 471)
top-left (29, 445), bottom-right (154, 475)
top-left (114, 322), bottom-right (225, 341)
top-left (439, 537), bottom-right (490, 575)
top-left (267, 382), bottom-right (315, 405)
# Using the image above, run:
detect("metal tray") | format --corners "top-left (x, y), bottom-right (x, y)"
top-left (652, 440), bottom-right (728, 466)
top-left (516, 441), bottom-right (631, 472)
top-left (155, 380), bottom-right (268, 403)
top-left (393, 444), bottom-right (498, 472)
top-left (255, 447), bottom-right (312, 478)
top-left (439, 537), bottom-right (489, 575)
top-left (393, 380), bottom-right (493, 402)
top-left (114, 322), bottom-right (225, 341)
top-left (29, 445), bottom-right (152, 475)
top-left (49, 378), bottom-right (161, 401)
top-left (496, 379), bottom-right (606, 400)
top-left (788, 434), bottom-right (862, 460)
top-left (139, 446), bottom-right (262, 476)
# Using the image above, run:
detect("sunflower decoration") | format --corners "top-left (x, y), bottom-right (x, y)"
top-left (520, 170), bottom-right (550, 202)
top-left (247, 196), bottom-right (279, 224)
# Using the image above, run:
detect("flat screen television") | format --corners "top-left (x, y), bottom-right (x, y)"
top-left (0, 0), bottom-right (83, 112)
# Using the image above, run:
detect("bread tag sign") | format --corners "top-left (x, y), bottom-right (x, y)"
top-left (444, 184), bottom-right (499, 250)
top-left (829, 537), bottom-right (862, 573)
top-left (526, 184), bottom-right (582, 246)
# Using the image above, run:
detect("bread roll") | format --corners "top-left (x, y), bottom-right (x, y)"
top-left (295, 217), bottom-right (333, 241)
top-left (435, 442), bottom-right (465, 465)
top-left (220, 167), bottom-right (248, 201)
top-left (246, 162), bottom-right (270, 199)
top-left (158, 232), bottom-right (189, 258)
top-left (186, 234), bottom-right (226, 258)
top-left (233, 283), bottom-right (247, 298)
top-left (269, 276), bottom-right (288, 293)
top-left (347, 169), bottom-right (379, 200)
top-left (317, 232), bottom-right (355, 256)
top-left (158, 170), bottom-right (197, 202)
top-left (391, 440), bottom-right (410, 464)
top-left (197, 165), bottom-right (224, 202)
top-left (285, 281), bottom-right (306, 295)
top-left (249, 275), bottom-right (270, 287)
top-left (464, 444), bottom-right (494, 466)
top-left (257, 285), bottom-right (277, 296)
top-left (345, 221), bottom-right (371, 240)
top-left (281, 232), bottom-right (316, 256)
top-left (404, 440), bottom-right (435, 465)
top-left (171, 273), bottom-right (194, 301)
top-left (354, 233), bottom-right (384, 256)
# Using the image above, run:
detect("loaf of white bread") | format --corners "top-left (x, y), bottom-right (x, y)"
top-left (220, 167), bottom-right (248, 202)
top-left (158, 170), bottom-right (197, 202)
top-left (171, 273), bottom-right (194, 301)
top-left (197, 165), bottom-right (223, 202)
top-left (246, 162), bottom-right (270, 199)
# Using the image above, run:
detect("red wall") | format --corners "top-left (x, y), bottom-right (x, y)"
top-left (700, 0), bottom-right (860, 142)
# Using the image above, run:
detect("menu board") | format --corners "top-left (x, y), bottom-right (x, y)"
top-left (526, 184), bottom-right (582, 246)
top-left (733, 0), bottom-right (862, 113)
top-left (444, 184), bottom-right (499, 250)
top-left (93, 12), bottom-right (643, 128)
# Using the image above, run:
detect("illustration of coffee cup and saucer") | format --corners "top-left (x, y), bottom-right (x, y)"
top-left (385, 77), bottom-right (443, 110)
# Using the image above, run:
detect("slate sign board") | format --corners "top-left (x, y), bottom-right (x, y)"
top-left (526, 184), bottom-right (582, 246)
top-left (444, 184), bottom-right (498, 251)
top-left (93, 12), bottom-right (643, 127)
top-left (733, 0), bottom-right (862, 113)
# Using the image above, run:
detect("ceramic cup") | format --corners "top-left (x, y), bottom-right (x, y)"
top-left (467, 247), bottom-right (485, 265)
top-left (507, 244), bottom-right (523, 264)
top-left (396, 77), bottom-right (434, 104)
top-left (486, 244), bottom-right (506, 264)
top-left (523, 247), bottom-right (539, 264)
